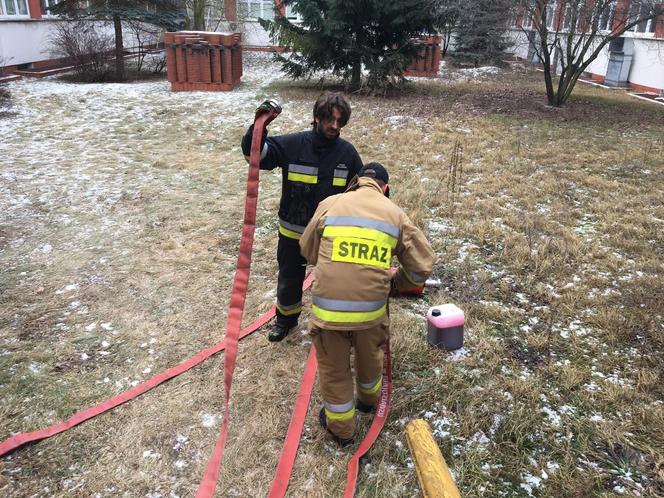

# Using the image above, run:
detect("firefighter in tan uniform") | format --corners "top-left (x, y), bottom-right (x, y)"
top-left (299, 163), bottom-right (435, 445)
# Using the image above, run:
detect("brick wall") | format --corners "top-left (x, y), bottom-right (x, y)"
top-left (164, 31), bottom-right (243, 91)
top-left (404, 36), bottom-right (442, 78)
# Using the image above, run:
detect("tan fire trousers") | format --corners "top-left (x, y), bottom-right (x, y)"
top-left (310, 321), bottom-right (389, 440)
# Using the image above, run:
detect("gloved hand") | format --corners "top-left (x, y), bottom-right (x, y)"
top-left (254, 99), bottom-right (282, 123)
top-left (389, 277), bottom-right (424, 297)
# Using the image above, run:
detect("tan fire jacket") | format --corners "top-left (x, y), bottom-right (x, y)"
top-left (299, 177), bottom-right (436, 331)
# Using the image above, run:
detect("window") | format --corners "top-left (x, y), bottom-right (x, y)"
top-left (522, 0), bottom-right (535, 29)
top-left (508, 8), bottom-right (518, 27)
top-left (285, 4), bottom-right (301, 21)
top-left (43, 0), bottom-right (59, 15)
top-left (563, 4), bottom-right (573, 30)
top-left (598, 1), bottom-right (616, 31)
top-left (238, 0), bottom-right (275, 20)
top-left (545, 0), bottom-right (557, 29)
top-left (0, 0), bottom-right (29, 16)
top-left (627, 2), bottom-right (656, 33)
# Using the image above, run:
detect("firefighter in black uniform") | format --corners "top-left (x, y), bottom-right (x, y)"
top-left (242, 93), bottom-right (363, 342)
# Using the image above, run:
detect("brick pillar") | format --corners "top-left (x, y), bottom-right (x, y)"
top-left (226, 0), bottom-right (237, 21)
top-left (656, 5), bottom-right (664, 38)
top-left (164, 33), bottom-right (177, 83)
top-left (174, 34), bottom-right (188, 83)
top-left (209, 34), bottom-right (223, 83)
top-left (186, 36), bottom-right (201, 82)
top-left (28, 0), bottom-right (42, 19)
top-left (200, 42), bottom-right (212, 83)
top-left (275, 0), bottom-right (286, 17)
top-left (613, 1), bottom-right (631, 31)
top-left (221, 34), bottom-right (234, 85)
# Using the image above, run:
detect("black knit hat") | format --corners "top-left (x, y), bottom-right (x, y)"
top-left (359, 162), bottom-right (389, 184)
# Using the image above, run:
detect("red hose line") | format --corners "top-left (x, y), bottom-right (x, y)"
top-left (268, 345), bottom-right (318, 498)
top-left (196, 109), bottom-right (279, 497)
top-left (344, 340), bottom-right (392, 497)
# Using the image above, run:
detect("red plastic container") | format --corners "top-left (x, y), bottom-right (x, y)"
top-left (427, 304), bottom-right (464, 351)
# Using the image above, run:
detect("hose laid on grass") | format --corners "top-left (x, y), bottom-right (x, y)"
top-left (1, 101), bottom-right (392, 498)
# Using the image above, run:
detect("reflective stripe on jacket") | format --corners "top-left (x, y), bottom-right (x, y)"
top-left (300, 177), bottom-right (436, 331)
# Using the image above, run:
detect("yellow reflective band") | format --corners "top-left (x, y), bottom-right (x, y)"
top-left (333, 177), bottom-right (347, 187)
top-left (312, 304), bottom-right (386, 323)
top-left (331, 237), bottom-right (391, 269)
top-left (359, 378), bottom-right (382, 395)
top-left (322, 226), bottom-right (397, 249)
top-left (325, 407), bottom-right (356, 422)
top-left (288, 172), bottom-right (318, 184)
top-left (278, 225), bottom-right (302, 240)
top-left (276, 303), bottom-right (302, 316)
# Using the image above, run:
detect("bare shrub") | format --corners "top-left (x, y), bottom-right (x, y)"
top-left (50, 21), bottom-right (114, 82)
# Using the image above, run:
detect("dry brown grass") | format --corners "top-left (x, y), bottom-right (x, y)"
top-left (1, 54), bottom-right (663, 497)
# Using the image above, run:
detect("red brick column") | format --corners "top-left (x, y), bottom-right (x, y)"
top-left (275, 0), bottom-right (286, 17)
top-left (200, 41), bottom-right (212, 83)
top-left (656, 4), bottom-right (664, 38)
top-left (164, 33), bottom-right (177, 83)
top-left (226, 0), bottom-right (237, 21)
top-left (174, 34), bottom-right (188, 84)
top-left (209, 34), bottom-right (223, 83)
top-left (28, 0), bottom-right (42, 19)
top-left (221, 34), bottom-right (234, 85)
top-left (185, 36), bottom-right (202, 82)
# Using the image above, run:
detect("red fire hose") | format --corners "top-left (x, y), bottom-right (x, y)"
top-left (196, 103), bottom-right (282, 497)
top-left (1, 100), bottom-right (392, 498)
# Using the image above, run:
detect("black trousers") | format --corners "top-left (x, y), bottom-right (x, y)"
top-left (276, 233), bottom-right (307, 328)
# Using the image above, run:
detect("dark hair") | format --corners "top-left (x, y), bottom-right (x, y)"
top-left (312, 92), bottom-right (351, 128)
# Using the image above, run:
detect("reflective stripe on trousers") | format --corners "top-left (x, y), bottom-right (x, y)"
top-left (358, 376), bottom-right (382, 395)
top-left (324, 399), bottom-right (355, 422)
top-left (276, 300), bottom-right (302, 316)
top-left (278, 218), bottom-right (306, 240)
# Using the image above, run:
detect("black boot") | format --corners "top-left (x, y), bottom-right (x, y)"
top-left (268, 323), bottom-right (295, 342)
top-left (318, 408), bottom-right (354, 447)
top-left (355, 400), bottom-right (375, 414)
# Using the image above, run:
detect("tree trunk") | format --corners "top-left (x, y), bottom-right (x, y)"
top-left (350, 60), bottom-right (361, 91)
top-left (194, 0), bottom-right (205, 30)
top-left (113, 15), bottom-right (125, 81)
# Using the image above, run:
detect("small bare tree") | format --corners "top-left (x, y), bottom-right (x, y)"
top-left (517, 0), bottom-right (662, 106)
top-left (433, 0), bottom-right (463, 58)
top-left (184, 0), bottom-right (226, 30)
top-left (50, 22), bottom-right (114, 82)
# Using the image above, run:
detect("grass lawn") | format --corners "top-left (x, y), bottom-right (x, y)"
top-left (1, 53), bottom-right (663, 497)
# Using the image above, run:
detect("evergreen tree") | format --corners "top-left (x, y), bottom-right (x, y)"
top-left (50, 1), bottom-right (183, 81)
top-left (260, 0), bottom-right (436, 90)
top-left (452, 0), bottom-right (512, 66)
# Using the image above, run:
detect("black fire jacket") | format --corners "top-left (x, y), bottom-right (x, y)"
top-left (241, 126), bottom-right (363, 238)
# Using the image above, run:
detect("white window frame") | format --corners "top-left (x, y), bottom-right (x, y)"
top-left (285, 4), bottom-right (301, 21)
top-left (238, 0), bottom-right (276, 21)
top-left (0, 0), bottom-right (30, 18)
top-left (545, 0), bottom-right (557, 30)
top-left (522, 5), bottom-right (534, 29)
top-left (598, 2), bottom-right (616, 32)
top-left (42, 0), bottom-right (60, 17)
top-left (563, 4), bottom-right (573, 30)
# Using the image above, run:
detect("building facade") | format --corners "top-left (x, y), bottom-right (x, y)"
top-left (507, 1), bottom-right (664, 94)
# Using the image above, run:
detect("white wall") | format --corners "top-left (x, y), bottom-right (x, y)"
top-left (0, 21), bottom-right (56, 66)
top-left (0, 20), bottom-right (155, 68)
top-left (506, 28), bottom-right (664, 91)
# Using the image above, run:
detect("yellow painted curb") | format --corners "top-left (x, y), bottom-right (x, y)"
top-left (406, 419), bottom-right (461, 498)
